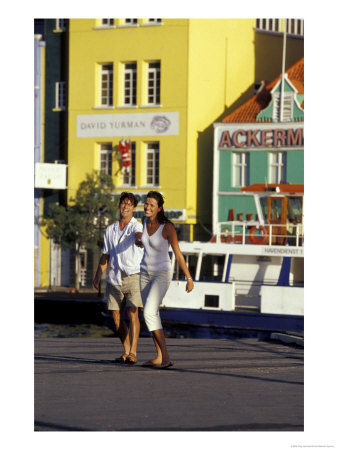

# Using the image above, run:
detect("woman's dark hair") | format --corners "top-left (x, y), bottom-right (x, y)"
top-left (145, 191), bottom-right (173, 225)
top-left (119, 192), bottom-right (138, 207)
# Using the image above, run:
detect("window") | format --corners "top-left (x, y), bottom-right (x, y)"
top-left (146, 142), bottom-right (159, 185)
top-left (286, 19), bottom-right (304, 36)
top-left (272, 91), bottom-right (294, 122)
top-left (101, 19), bottom-right (114, 27)
top-left (147, 61), bottom-right (161, 105)
top-left (256, 19), bottom-right (281, 33)
top-left (122, 142), bottom-right (136, 186)
top-left (100, 64), bottom-right (113, 106)
top-left (148, 19), bottom-right (161, 23)
top-left (270, 198), bottom-right (282, 221)
top-left (123, 62), bottom-right (137, 106)
top-left (269, 152), bottom-right (286, 183)
top-left (124, 19), bottom-right (137, 25)
top-left (287, 197), bottom-right (303, 223)
top-left (99, 143), bottom-right (113, 176)
top-left (55, 19), bottom-right (66, 31)
top-left (55, 82), bottom-right (66, 109)
top-left (205, 295), bottom-right (219, 308)
top-left (232, 153), bottom-right (249, 187)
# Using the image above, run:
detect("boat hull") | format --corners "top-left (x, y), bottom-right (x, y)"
top-left (159, 306), bottom-right (304, 334)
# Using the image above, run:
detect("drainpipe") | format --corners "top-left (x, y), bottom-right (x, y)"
top-left (34, 35), bottom-right (45, 287)
top-left (280, 20), bottom-right (287, 122)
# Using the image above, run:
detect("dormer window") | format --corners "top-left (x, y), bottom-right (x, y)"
top-left (257, 73), bottom-right (303, 123)
top-left (272, 91), bottom-right (294, 122)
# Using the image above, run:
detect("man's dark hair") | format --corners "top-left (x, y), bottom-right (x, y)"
top-left (119, 192), bottom-right (139, 207)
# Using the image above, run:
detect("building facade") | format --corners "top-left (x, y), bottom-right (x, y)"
top-left (67, 18), bottom-right (264, 244)
top-left (34, 19), bottom-right (70, 288)
top-left (34, 18), bottom-right (304, 288)
top-left (213, 57), bottom-right (304, 233)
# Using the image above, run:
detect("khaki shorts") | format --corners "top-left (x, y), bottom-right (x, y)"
top-left (105, 273), bottom-right (143, 311)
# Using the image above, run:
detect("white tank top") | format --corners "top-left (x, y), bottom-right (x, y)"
top-left (140, 218), bottom-right (171, 272)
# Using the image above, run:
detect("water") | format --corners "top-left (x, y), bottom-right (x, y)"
top-left (33, 323), bottom-right (187, 339)
top-left (34, 323), bottom-right (115, 339)
top-left (34, 322), bottom-right (270, 340)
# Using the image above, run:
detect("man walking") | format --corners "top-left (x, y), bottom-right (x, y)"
top-left (93, 192), bottom-right (143, 364)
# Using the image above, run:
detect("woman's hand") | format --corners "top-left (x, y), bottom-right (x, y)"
top-left (135, 232), bottom-right (143, 248)
top-left (186, 278), bottom-right (194, 293)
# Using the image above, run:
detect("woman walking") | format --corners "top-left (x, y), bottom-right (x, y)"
top-left (135, 191), bottom-right (194, 369)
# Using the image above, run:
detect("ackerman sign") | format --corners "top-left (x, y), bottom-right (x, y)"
top-left (215, 122), bottom-right (304, 150)
top-left (77, 112), bottom-right (179, 138)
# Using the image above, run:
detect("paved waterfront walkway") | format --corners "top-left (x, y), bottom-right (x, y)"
top-left (35, 336), bottom-right (303, 432)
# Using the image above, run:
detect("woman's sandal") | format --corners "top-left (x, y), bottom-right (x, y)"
top-left (114, 353), bottom-right (128, 363)
top-left (155, 360), bottom-right (174, 369)
top-left (141, 360), bottom-right (156, 367)
top-left (126, 353), bottom-right (137, 364)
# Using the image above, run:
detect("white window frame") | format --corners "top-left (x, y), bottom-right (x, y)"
top-left (286, 19), bottom-right (304, 36)
top-left (124, 19), bottom-right (138, 25)
top-left (101, 19), bottom-right (115, 27)
top-left (268, 152), bottom-right (286, 184)
top-left (147, 61), bottom-right (161, 105)
top-left (123, 62), bottom-right (137, 106)
top-left (100, 64), bottom-right (113, 107)
top-left (232, 152), bottom-right (249, 188)
top-left (256, 19), bottom-right (281, 33)
top-left (272, 91), bottom-right (294, 122)
top-left (146, 142), bottom-right (159, 186)
top-left (99, 143), bottom-right (113, 176)
top-left (55, 19), bottom-right (66, 31)
top-left (55, 81), bottom-right (66, 109)
top-left (121, 142), bottom-right (136, 187)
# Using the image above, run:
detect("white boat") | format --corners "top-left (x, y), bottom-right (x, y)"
top-left (160, 183), bottom-right (304, 333)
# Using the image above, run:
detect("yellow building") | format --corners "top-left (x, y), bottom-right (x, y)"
top-left (68, 18), bottom-right (263, 240)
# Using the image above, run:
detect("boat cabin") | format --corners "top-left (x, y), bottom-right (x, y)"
top-left (212, 183), bottom-right (304, 246)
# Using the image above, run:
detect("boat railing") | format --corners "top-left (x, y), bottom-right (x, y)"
top-left (215, 221), bottom-right (304, 247)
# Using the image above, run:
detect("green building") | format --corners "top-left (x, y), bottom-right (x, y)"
top-left (212, 58), bottom-right (304, 233)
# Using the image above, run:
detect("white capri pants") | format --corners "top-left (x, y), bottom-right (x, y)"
top-left (140, 269), bottom-right (172, 331)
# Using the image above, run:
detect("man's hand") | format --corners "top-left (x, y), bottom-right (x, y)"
top-left (93, 254), bottom-right (109, 290)
top-left (93, 273), bottom-right (101, 291)
top-left (135, 232), bottom-right (144, 248)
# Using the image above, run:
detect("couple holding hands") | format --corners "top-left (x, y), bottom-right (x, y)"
top-left (93, 191), bottom-right (194, 369)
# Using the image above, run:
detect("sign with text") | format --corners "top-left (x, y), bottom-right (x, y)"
top-left (133, 209), bottom-right (186, 221)
top-left (216, 122), bottom-right (304, 150)
top-left (77, 112), bottom-right (179, 138)
top-left (35, 163), bottom-right (67, 189)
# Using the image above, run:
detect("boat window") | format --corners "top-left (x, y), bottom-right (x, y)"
top-left (204, 295), bottom-right (219, 308)
top-left (259, 197), bottom-right (268, 220)
top-left (270, 198), bottom-right (282, 220)
top-left (287, 197), bottom-right (303, 224)
top-left (173, 254), bottom-right (198, 281)
top-left (200, 255), bottom-right (224, 282)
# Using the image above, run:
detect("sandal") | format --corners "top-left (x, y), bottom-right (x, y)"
top-left (126, 353), bottom-right (137, 364)
top-left (114, 353), bottom-right (128, 363)
top-left (155, 360), bottom-right (174, 369)
top-left (141, 360), bottom-right (156, 367)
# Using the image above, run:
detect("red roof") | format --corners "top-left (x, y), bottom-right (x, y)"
top-left (223, 58), bottom-right (304, 123)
